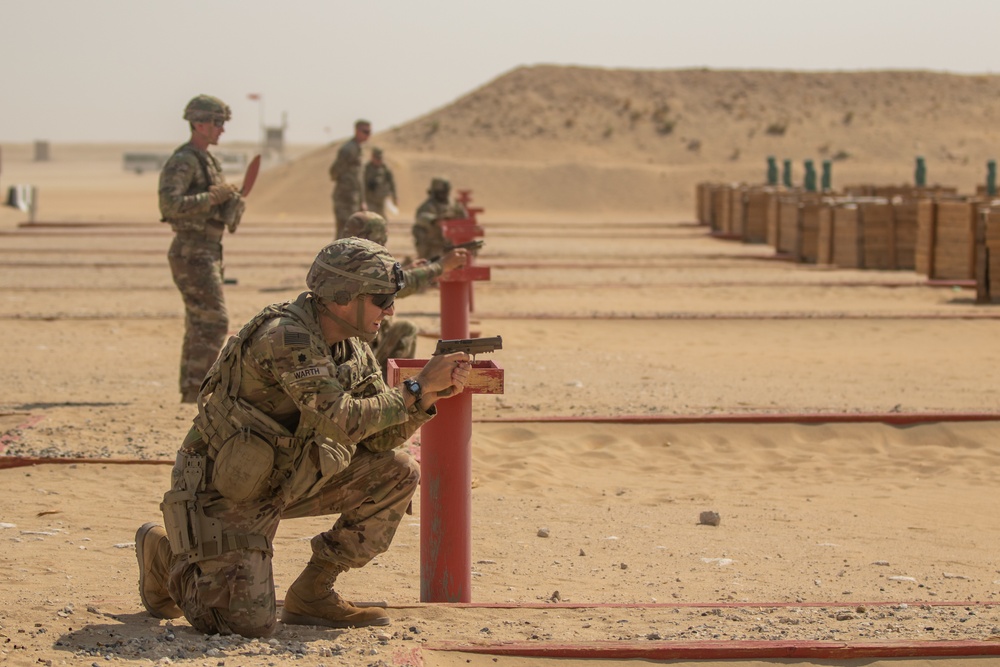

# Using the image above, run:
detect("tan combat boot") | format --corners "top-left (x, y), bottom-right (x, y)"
top-left (281, 559), bottom-right (390, 628)
top-left (135, 522), bottom-right (183, 619)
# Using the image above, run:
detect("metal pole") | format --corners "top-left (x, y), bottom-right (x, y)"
top-left (420, 277), bottom-right (473, 602)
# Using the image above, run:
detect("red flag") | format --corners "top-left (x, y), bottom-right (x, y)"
top-left (247, 93), bottom-right (261, 101)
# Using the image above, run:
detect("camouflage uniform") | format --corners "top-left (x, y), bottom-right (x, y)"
top-left (343, 212), bottom-right (444, 374)
top-left (363, 149), bottom-right (397, 218)
top-left (329, 138), bottom-right (365, 239)
top-left (413, 178), bottom-right (468, 260)
top-left (153, 240), bottom-right (429, 637)
top-left (160, 95), bottom-right (242, 402)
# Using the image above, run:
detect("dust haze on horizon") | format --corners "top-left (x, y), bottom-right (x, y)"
top-left (3, 0), bottom-right (1000, 146)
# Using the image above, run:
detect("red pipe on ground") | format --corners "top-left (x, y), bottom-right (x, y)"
top-left (423, 639), bottom-right (1000, 660)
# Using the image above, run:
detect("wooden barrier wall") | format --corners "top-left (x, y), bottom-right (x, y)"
top-left (694, 182), bottom-right (987, 290)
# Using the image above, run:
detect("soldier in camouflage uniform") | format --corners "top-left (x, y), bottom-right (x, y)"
top-left (342, 211), bottom-right (468, 375)
top-left (134, 238), bottom-right (471, 637)
top-left (329, 119), bottom-right (371, 239)
top-left (412, 177), bottom-right (468, 260)
top-left (160, 94), bottom-right (246, 403)
top-left (363, 148), bottom-right (397, 218)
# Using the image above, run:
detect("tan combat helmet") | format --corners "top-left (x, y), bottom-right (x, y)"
top-left (307, 237), bottom-right (402, 306)
top-left (428, 177), bottom-right (451, 195)
top-left (307, 237), bottom-right (403, 342)
top-left (183, 95), bottom-right (232, 124)
top-left (342, 211), bottom-right (389, 246)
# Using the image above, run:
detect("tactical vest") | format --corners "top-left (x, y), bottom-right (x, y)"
top-left (193, 294), bottom-right (317, 501)
top-left (163, 144), bottom-right (227, 237)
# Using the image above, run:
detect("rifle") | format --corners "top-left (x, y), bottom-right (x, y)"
top-left (434, 335), bottom-right (502, 360)
top-left (430, 239), bottom-right (483, 262)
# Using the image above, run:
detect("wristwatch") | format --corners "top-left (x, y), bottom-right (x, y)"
top-left (403, 378), bottom-right (423, 403)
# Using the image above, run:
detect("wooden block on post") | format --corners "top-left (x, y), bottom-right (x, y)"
top-left (387, 359), bottom-right (505, 395)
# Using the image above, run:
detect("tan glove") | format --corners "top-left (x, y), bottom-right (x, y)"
top-left (207, 183), bottom-right (238, 206)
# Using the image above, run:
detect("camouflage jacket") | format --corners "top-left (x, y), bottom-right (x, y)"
top-left (364, 162), bottom-right (396, 205)
top-left (414, 197), bottom-right (467, 229)
top-left (158, 142), bottom-right (228, 234)
top-left (329, 139), bottom-right (364, 206)
top-left (194, 291), bottom-right (432, 498)
top-left (399, 262), bottom-right (443, 297)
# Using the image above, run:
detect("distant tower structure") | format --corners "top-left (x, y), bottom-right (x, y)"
top-left (264, 112), bottom-right (288, 161)
top-left (34, 140), bottom-right (50, 162)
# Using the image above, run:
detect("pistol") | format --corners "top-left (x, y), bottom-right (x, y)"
top-left (433, 335), bottom-right (502, 360)
top-left (431, 239), bottom-right (484, 262)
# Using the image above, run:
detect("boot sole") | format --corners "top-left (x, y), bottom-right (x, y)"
top-left (135, 522), bottom-right (183, 619)
top-left (280, 609), bottom-right (391, 629)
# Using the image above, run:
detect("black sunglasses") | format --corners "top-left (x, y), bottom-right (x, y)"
top-left (212, 118), bottom-right (225, 128)
top-left (370, 292), bottom-right (395, 310)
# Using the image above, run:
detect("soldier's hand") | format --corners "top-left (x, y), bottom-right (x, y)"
top-left (416, 352), bottom-right (470, 404)
top-left (208, 183), bottom-right (238, 205)
top-left (440, 249), bottom-right (469, 273)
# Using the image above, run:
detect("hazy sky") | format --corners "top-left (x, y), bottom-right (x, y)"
top-left (4, 0), bottom-right (1000, 145)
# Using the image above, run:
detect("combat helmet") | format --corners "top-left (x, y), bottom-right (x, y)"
top-left (342, 211), bottom-right (388, 246)
top-left (307, 238), bottom-right (403, 342)
top-left (308, 237), bottom-right (402, 304)
top-left (183, 95), bottom-right (232, 124)
top-left (428, 177), bottom-right (451, 195)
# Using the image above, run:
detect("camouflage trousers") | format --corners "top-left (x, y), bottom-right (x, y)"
top-left (371, 317), bottom-right (418, 377)
top-left (168, 234), bottom-right (228, 399)
top-left (332, 193), bottom-right (360, 240)
top-left (166, 447), bottom-right (419, 637)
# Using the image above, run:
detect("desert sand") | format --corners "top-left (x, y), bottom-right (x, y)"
top-left (2, 67), bottom-right (1000, 667)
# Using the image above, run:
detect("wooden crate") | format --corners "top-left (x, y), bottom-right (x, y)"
top-left (776, 194), bottom-right (801, 256)
top-left (982, 205), bottom-right (1000, 301)
top-left (696, 182), bottom-right (715, 226)
top-left (727, 185), bottom-right (746, 238)
top-left (931, 199), bottom-right (978, 280)
top-left (858, 200), bottom-right (895, 270)
top-left (815, 200), bottom-right (835, 265)
top-left (743, 188), bottom-right (775, 244)
top-left (891, 199), bottom-right (930, 271)
top-left (799, 199), bottom-right (825, 263)
top-left (831, 203), bottom-right (862, 268)
top-left (711, 184), bottom-right (733, 234)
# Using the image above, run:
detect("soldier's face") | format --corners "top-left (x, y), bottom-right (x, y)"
top-left (194, 120), bottom-right (224, 145)
top-left (362, 293), bottom-right (394, 332)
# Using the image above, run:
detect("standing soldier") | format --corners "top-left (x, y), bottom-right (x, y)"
top-left (412, 176), bottom-right (468, 261)
top-left (363, 147), bottom-right (397, 218)
top-left (160, 94), bottom-right (245, 404)
top-left (134, 238), bottom-right (471, 636)
top-left (329, 119), bottom-right (371, 239)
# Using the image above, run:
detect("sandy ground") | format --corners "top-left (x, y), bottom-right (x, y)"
top-left (3, 131), bottom-right (1000, 667)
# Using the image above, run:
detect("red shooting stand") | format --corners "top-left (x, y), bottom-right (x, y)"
top-left (385, 190), bottom-right (501, 603)
top-left (441, 190), bottom-right (485, 313)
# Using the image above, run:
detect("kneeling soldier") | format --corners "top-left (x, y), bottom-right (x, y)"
top-left (135, 238), bottom-right (471, 637)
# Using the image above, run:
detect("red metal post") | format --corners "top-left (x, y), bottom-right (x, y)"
top-left (419, 193), bottom-right (491, 602)
top-left (419, 279), bottom-right (473, 602)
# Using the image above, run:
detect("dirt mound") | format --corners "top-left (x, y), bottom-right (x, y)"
top-left (251, 66), bottom-right (1000, 222)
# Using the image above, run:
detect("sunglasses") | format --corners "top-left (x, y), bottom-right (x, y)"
top-left (212, 119), bottom-right (225, 128)
top-left (370, 292), bottom-right (395, 310)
